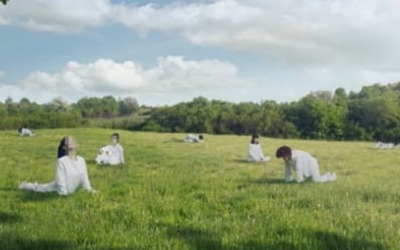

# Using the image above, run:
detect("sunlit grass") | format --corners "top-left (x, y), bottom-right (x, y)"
top-left (1, 128), bottom-right (400, 249)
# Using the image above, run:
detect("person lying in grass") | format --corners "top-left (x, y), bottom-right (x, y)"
top-left (184, 133), bottom-right (204, 143)
top-left (95, 133), bottom-right (125, 165)
top-left (276, 145), bottom-right (336, 183)
top-left (247, 134), bottom-right (270, 162)
top-left (19, 136), bottom-right (96, 195)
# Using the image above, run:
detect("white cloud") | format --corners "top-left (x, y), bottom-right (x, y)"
top-left (2, 0), bottom-right (400, 70)
top-left (0, 0), bottom-right (111, 33)
top-left (2, 0), bottom-right (400, 105)
top-left (0, 57), bottom-right (247, 104)
top-left (111, 0), bottom-right (400, 71)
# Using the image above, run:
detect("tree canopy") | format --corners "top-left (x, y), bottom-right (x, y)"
top-left (2, 82), bottom-right (400, 142)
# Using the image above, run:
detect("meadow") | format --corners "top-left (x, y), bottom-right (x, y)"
top-left (1, 128), bottom-right (400, 249)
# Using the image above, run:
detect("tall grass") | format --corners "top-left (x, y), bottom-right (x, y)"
top-left (0, 128), bottom-right (399, 249)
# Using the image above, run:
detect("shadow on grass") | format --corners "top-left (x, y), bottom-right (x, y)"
top-left (233, 158), bottom-right (270, 164)
top-left (0, 211), bottom-right (21, 224)
top-left (0, 233), bottom-right (72, 250)
top-left (0, 187), bottom-right (20, 192)
top-left (163, 138), bottom-right (184, 143)
top-left (166, 225), bottom-right (223, 249)
top-left (166, 224), bottom-right (298, 250)
top-left (19, 191), bottom-right (60, 202)
top-left (233, 159), bottom-right (251, 164)
top-left (249, 177), bottom-right (293, 185)
top-left (313, 230), bottom-right (386, 250)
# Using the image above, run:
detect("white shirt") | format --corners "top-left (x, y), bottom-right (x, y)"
top-left (56, 155), bottom-right (92, 195)
top-left (247, 144), bottom-right (270, 162)
top-left (184, 134), bottom-right (203, 143)
top-left (20, 128), bottom-right (33, 136)
top-left (96, 143), bottom-right (124, 165)
top-left (284, 150), bottom-right (320, 183)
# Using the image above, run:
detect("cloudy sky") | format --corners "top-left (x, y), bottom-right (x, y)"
top-left (1, 0), bottom-right (400, 106)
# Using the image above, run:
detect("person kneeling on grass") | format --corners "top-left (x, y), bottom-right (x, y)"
top-left (247, 134), bottom-right (270, 162)
top-left (275, 145), bottom-right (336, 183)
top-left (95, 133), bottom-right (125, 165)
top-left (19, 136), bottom-right (96, 196)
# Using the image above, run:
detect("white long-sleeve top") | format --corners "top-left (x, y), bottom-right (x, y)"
top-left (20, 128), bottom-right (33, 136)
top-left (284, 150), bottom-right (321, 183)
top-left (96, 143), bottom-right (124, 165)
top-left (55, 155), bottom-right (92, 195)
top-left (184, 134), bottom-right (203, 143)
top-left (247, 144), bottom-right (269, 162)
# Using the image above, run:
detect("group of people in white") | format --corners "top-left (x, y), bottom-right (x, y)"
top-left (19, 131), bottom-right (339, 196)
top-left (19, 133), bottom-right (125, 195)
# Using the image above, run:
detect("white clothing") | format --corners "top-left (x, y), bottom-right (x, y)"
top-left (184, 134), bottom-right (203, 143)
top-left (374, 142), bottom-right (396, 149)
top-left (247, 144), bottom-right (270, 162)
top-left (19, 155), bottom-right (93, 195)
top-left (20, 128), bottom-right (33, 137)
top-left (95, 144), bottom-right (124, 165)
top-left (284, 150), bottom-right (336, 183)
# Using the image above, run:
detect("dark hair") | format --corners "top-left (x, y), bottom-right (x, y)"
top-left (250, 134), bottom-right (259, 144)
top-left (199, 135), bottom-right (204, 140)
top-left (276, 146), bottom-right (292, 158)
top-left (111, 133), bottom-right (120, 142)
top-left (18, 127), bottom-right (23, 133)
top-left (57, 137), bottom-right (67, 159)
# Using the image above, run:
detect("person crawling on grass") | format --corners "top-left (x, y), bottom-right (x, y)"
top-left (247, 134), bottom-right (270, 162)
top-left (95, 133), bottom-right (125, 165)
top-left (276, 145), bottom-right (336, 183)
top-left (18, 127), bottom-right (34, 137)
top-left (19, 136), bottom-right (96, 195)
top-left (184, 134), bottom-right (204, 143)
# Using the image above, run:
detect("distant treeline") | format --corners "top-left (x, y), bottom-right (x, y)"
top-left (2, 82), bottom-right (400, 142)
top-left (0, 96), bottom-right (141, 130)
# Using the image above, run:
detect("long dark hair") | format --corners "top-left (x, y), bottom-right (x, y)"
top-left (57, 137), bottom-right (67, 159)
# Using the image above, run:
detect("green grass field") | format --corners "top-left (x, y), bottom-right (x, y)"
top-left (1, 128), bottom-right (400, 249)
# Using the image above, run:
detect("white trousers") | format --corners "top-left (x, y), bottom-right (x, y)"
top-left (20, 181), bottom-right (58, 193)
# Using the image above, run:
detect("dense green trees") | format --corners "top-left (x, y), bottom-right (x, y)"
top-left (0, 96), bottom-right (139, 130)
top-left (142, 82), bottom-right (400, 142)
top-left (2, 82), bottom-right (400, 142)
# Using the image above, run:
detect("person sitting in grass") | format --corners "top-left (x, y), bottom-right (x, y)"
top-left (275, 145), bottom-right (336, 183)
top-left (95, 133), bottom-right (125, 165)
top-left (19, 136), bottom-right (96, 195)
top-left (18, 127), bottom-right (34, 137)
top-left (247, 134), bottom-right (270, 162)
top-left (184, 134), bottom-right (204, 143)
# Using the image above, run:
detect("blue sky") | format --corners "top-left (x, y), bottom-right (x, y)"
top-left (1, 0), bottom-right (400, 106)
